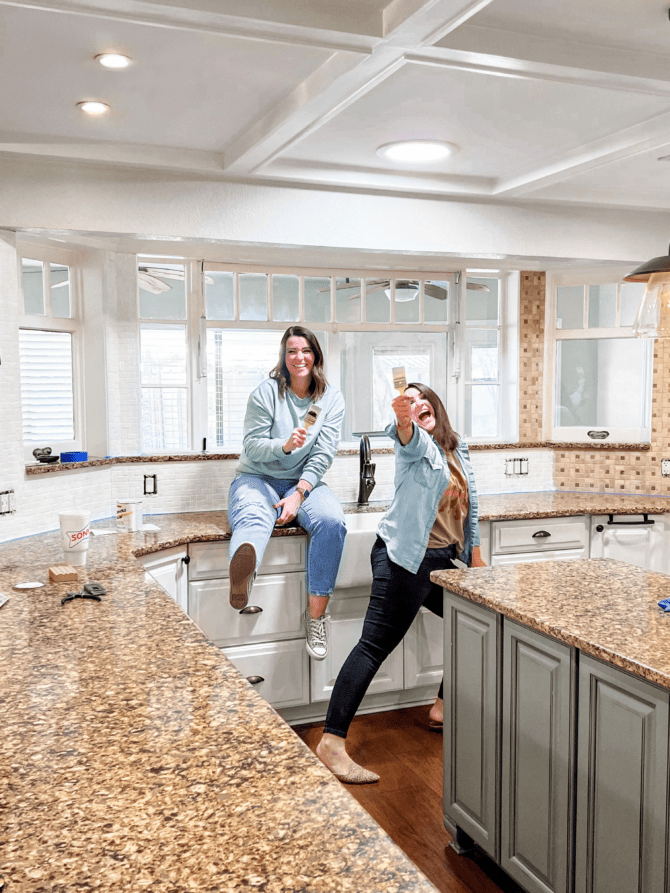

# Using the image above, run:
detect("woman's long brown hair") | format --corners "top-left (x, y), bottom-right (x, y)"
top-left (270, 326), bottom-right (328, 400)
top-left (406, 382), bottom-right (459, 452)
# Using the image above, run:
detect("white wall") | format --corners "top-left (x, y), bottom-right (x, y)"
top-left (2, 155), bottom-right (670, 265)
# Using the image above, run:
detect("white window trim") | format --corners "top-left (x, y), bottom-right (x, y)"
top-left (18, 244), bottom-right (84, 462)
top-left (543, 268), bottom-right (652, 444)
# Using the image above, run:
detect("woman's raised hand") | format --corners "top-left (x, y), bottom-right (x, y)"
top-left (283, 426), bottom-right (307, 454)
top-left (392, 394), bottom-right (412, 430)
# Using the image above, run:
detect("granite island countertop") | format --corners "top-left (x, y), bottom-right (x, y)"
top-left (4, 491), bottom-right (670, 890)
top-left (431, 559), bottom-right (670, 691)
top-left (0, 516), bottom-right (438, 893)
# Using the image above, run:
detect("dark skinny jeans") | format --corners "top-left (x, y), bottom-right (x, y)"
top-left (324, 536), bottom-right (457, 739)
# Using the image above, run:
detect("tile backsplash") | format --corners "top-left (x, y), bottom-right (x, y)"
top-left (1, 448), bottom-right (554, 544)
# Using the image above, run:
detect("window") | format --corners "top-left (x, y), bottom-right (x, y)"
top-left (137, 262), bottom-right (190, 451)
top-left (545, 272), bottom-right (651, 443)
top-left (19, 250), bottom-right (81, 461)
top-left (138, 259), bottom-right (519, 451)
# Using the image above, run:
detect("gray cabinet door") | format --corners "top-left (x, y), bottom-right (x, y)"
top-left (576, 655), bottom-right (669, 893)
top-left (443, 590), bottom-right (500, 858)
top-left (501, 619), bottom-right (575, 893)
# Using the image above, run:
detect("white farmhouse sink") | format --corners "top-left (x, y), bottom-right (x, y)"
top-left (334, 510), bottom-right (385, 589)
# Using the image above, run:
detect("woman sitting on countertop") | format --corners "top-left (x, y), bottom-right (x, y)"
top-left (227, 325), bottom-right (346, 661)
top-left (316, 382), bottom-right (485, 783)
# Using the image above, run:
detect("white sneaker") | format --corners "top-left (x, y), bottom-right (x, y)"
top-left (304, 610), bottom-right (329, 660)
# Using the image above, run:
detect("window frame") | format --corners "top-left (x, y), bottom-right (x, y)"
top-left (138, 257), bottom-right (519, 452)
top-left (18, 245), bottom-right (83, 462)
top-left (543, 268), bottom-right (653, 444)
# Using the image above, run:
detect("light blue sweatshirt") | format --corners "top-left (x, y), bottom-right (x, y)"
top-left (236, 378), bottom-right (345, 489)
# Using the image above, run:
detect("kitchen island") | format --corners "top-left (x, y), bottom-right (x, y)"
top-left (431, 559), bottom-right (670, 893)
top-left (0, 515), bottom-right (437, 893)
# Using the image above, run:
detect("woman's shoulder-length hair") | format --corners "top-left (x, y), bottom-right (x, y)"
top-left (406, 381), bottom-right (459, 453)
top-left (269, 326), bottom-right (328, 400)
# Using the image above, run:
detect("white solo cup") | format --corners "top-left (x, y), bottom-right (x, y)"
top-left (58, 510), bottom-right (92, 566)
top-left (116, 500), bottom-right (143, 532)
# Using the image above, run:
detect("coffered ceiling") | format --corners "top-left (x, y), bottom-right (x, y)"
top-left (2, 0), bottom-right (670, 210)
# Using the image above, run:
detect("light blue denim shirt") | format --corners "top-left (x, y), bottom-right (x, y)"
top-left (377, 421), bottom-right (480, 574)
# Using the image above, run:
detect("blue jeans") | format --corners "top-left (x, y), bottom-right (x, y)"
top-left (228, 474), bottom-right (346, 597)
top-left (323, 537), bottom-right (456, 738)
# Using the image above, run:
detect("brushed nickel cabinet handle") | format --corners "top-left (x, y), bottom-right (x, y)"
top-left (239, 605), bottom-right (262, 615)
top-left (532, 530), bottom-right (551, 538)
top-left (246, 675), bottom-right (264, 685)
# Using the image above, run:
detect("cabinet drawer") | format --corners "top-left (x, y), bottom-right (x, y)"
top-left (492, 516), bottom-right (588, 554)
top-left (188, 573), bottom-right (306, 647)
top-left (188, 536), bottom-right (306, 580)
top-left (223, 639), bottom-right (309, 709)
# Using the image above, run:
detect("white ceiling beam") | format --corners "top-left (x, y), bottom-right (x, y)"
top-left (406, 47), bottom-right (670, 98)
top-left (0, 135), bottom-right (226, 175)
top-left (438, 23), bottom-right (670, 84)
top-left (383, 0), bottom-right (493, 45)
top-left (0, 0), bottom-right (375, 53)
top-left (264, 157), bottom-right (495, 196)
top-left (493, 112), bottom-right (670, 198)
top-left (223, 0), bottom-right (495, 174)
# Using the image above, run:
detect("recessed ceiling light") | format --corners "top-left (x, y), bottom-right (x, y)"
top-left (77, 100), bottom-right (110, 116)
top-left (95, 53), bottom-right (132, 69)
top-left (377, 140), bottom-right (457, 164)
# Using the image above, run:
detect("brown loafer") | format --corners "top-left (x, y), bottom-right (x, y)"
top-left (229, 543), bottom-right (256, 609)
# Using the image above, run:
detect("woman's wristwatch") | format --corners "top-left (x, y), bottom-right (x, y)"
top-left (296, 486), bottom-right (310, 500)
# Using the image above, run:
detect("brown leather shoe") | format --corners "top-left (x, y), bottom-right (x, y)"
top-left (229, 543), bottom-right (256, 609)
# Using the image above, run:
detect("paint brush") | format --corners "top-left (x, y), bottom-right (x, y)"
top-left (392, 366), bottom-right (407, 395)
top-left (303, 404), bottom-right (322, 428)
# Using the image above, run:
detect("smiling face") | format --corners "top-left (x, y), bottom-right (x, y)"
top-left (405, 387), bottom-right (436, 433)
top-left (285, 336), bottom-right (314, 389)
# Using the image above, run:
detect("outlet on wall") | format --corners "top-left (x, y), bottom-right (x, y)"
top-left (662, 459), bottom-right (670, 477)
top-left (0, 490), bottom-right (16, 514)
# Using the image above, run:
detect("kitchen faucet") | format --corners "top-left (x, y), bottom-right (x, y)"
top-left (357, 434), bottom-right (376, 506)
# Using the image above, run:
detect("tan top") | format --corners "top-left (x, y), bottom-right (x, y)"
top-left (427, 452), bottom-right (469, 551)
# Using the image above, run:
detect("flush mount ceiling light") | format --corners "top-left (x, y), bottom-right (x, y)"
top-left (77, 100), bottom-right (110, 116)
top-left (95, 53), bottom-right (132, 69)
top-left (625, 244), bottom-right (670, 338)
top-left (376, 140), bottom-right (457, 164)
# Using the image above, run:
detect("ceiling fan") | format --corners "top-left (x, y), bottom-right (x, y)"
top-left (138, 267), bottom-right (214, 294)
top-left (319, 278), bottom-right (490, 302)
top-left (50, 267), bottom-right (215, 294)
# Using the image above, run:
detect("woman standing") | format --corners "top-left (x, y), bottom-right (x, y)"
top-left (227, 326), bottom-right (346, 660)
top-left (316, 383), bottom-right (485, 782)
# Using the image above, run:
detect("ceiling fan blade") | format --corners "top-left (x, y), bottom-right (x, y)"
top-left (142, 267), bottom-right (185, 281)
top-left (364, 282), bottom-right (388, 295)
top-left (466, 282), bottom-right (491, 292)
top-left (424, 283), bottom-right (447, 300)
top-left (138, 272), bottom-right (172, 294)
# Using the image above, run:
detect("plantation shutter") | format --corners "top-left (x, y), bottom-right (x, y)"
top-left (19, 329), bottom-right (74, 442)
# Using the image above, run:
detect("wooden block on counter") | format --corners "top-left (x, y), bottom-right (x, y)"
top-left (49, 565), bottom-right (79, 583)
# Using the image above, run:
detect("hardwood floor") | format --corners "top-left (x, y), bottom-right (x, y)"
top-left (293, 706), bottom-right (524, 893)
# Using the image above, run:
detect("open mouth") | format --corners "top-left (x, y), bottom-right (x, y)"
top-left (418, 409), bottom-right (432, 421)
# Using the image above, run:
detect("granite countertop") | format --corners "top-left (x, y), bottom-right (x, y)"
top-left (0, 516), bottom-right (438, 893)
top-left (431, 559), bottom-right (670, 691)
top-left (132, 494), bottom-right (670, 558)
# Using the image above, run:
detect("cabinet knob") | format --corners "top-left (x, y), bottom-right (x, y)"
top-left (181, 555), bottom-right (191, 565)
top-left (239, 605), bottom-right (262, 615)
top-left (246, 675), bottom-right (264, 685)
top-left (532, 530), bottom-right (551, 538)
top-left (596, 525), bottom-right (604, 532)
